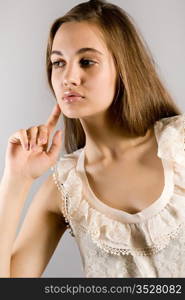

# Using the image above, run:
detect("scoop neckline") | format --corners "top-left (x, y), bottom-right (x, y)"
top-left (76, 122), bottom-right (174, 224)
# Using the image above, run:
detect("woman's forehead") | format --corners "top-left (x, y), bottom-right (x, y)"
top-left (52, 21), bottom-right (108, 55)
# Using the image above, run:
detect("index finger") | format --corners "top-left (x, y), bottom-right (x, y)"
top-left (45, 103), bottom-right (61, 132)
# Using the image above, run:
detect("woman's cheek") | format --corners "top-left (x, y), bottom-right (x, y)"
top-left (51, 75), bottom-right (59, 92)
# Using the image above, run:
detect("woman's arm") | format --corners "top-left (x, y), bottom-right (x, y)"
top-left (0, 174), bottom-right (67, 277)
top-left (0, 175), bottom-right (33, 277)
top-left (0, 103), bottom-right (63, 277)
top-left (10, 174), bottom-right (67, 277)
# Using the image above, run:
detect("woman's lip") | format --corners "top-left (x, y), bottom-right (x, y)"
top-left (63, 96), bottom-right (85, 103)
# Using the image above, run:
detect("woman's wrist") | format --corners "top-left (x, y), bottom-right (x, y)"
top-left (0, 172), bottom-right (34, 190)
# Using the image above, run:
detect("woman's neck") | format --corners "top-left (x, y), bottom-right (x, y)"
top-left (80, 115), bottom-right (154, 164)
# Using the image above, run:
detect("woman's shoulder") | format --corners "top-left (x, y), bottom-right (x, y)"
top-left (155, 113), bottom-right (185, 131)
top-left (37, 174), bottom-right (65, 218)
top-left (155, 112), bottom-right (185, 134)
top-left (51, 148), bottom-right (84, 181)
top-left (154, 113), bottom-right (185, 165)
top-left (50, 148), bottom-right (84, 232)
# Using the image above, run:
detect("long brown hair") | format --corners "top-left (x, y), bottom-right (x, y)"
top-left (46, 0), bottom-right (182, 154)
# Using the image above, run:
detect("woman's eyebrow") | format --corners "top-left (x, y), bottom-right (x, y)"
top-left (50, 47), bottom-right (103, 57)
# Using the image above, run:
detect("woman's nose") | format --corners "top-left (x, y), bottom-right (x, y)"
top-left (63, 64), bottom-right (82, 86)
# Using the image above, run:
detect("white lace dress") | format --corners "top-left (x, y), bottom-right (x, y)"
top-left (52, 113), bottom-right (185, 277)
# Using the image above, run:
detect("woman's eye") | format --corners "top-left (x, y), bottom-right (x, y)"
top-left (51, 59), bottom-right (95, 69)
top-left (80, 59), bottom-right (95, 67)
top-left (51, 61), bottom-right (64, 68)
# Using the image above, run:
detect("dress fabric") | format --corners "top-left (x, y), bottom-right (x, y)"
top-left (52, 113), bottom-right (185, 277)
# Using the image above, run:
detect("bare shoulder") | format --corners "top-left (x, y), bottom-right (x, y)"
top-left (38, 174), bottom-right (63, 217)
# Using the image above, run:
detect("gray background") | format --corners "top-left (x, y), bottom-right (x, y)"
top-left (0, 0), bottom-right (185, 277)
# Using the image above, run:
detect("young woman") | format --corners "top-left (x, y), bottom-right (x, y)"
top-left (0, 0), bottom-right (185, 278)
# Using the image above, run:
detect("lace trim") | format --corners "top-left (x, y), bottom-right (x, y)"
top-left (51, 165), bottom-right (75, 237)
top-left (89, 222), bottom-right (185, 256)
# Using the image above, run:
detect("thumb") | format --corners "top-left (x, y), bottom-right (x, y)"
top-left (47, 130), bottom-right (62, 162)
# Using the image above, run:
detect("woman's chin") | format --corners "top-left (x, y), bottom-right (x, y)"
top-left (62, 111), bottom-right (85, 119)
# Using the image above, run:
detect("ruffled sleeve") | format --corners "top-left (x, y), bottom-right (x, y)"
top-left (51, 149), bottom-right (83, 237)
top-left (154, 113), bottom-right (185, 165)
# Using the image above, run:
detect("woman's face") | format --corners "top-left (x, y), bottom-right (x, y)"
top-left (51, 21), bottom-right (117, 119)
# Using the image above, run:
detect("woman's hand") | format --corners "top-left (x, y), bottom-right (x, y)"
top-left (4, 103), bottom-right (62, 181)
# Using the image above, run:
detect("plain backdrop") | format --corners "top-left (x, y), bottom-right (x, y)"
top-left (0, 0), bottom-right (185, 277)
